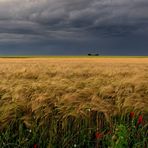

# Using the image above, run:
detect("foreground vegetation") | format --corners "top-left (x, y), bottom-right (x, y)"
top-left (0, 58), bottom-right (148, 147)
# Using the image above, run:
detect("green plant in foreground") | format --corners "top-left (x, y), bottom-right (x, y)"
top-left (0, 111), bottom-right (147, 148)
top-left (111, 124), bottom-right (128, 148)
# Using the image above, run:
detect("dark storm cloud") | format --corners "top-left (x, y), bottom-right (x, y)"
top-left (0, 0), bottom-right (148, 55)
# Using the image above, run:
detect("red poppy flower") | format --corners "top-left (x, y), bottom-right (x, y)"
top-left (137, 115), bottom-right (143, 126)
top-left (33, 144), bottom-right (38, 148)
top-left (129, 112), bottom-right (134, 119)
top-left (95, 132), bottom-right (103, 139)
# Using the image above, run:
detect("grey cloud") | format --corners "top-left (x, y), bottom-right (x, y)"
top-left (1, 0), bottom-right (148, 33)
top-left (0, 0), bottom-right (148, 55)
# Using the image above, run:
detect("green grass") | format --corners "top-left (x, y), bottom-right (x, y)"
top-left (0, 111), bottom-right (147, 148)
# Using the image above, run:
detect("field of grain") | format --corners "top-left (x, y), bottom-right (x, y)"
top-left (0, 58), bottom-right (148, 148)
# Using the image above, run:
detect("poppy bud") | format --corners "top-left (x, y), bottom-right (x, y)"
top-left (95, 132), bottom-right (103, 139)
top-left (129, 112), bottom-right (134, 119)
top-left (137, 115), bottom-right (143, 126)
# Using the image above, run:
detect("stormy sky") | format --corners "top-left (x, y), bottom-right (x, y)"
top-left (0, 0), bottom-right (148, 55)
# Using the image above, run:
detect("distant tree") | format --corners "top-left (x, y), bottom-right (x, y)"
top-left (88, 53), bottom-right (99, 56)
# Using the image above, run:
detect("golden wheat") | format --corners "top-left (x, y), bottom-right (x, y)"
top-left (0, 58), bottom-right (148, 131)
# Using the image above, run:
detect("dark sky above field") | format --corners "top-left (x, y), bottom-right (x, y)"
top-left (0, 0), bottom-right (148, 55)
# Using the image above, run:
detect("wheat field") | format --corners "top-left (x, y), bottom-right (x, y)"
top-left (0, 57), bottom-right (148, 147)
